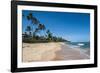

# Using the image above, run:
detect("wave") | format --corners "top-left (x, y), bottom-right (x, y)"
top-left (77, 43), bottom-right (84, 46)
top-left (66, 42), bottom-right (90, 49)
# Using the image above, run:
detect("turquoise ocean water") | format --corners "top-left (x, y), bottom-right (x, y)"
top-left (66, 42), bottom-right (90, 49)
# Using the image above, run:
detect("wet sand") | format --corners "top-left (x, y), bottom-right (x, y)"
top-left (55, 43), bottom-right (89, 60)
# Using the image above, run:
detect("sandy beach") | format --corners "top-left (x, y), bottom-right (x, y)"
top-left (22, 42), bottom-right (90, 62)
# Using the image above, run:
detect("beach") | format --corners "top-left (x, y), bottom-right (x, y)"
top-left (22, 42), bottom-right (90, 62)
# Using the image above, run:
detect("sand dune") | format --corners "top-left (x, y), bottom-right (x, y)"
top-left (22, 42), bottom-right (90, 62)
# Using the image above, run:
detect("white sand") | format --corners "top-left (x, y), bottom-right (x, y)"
top-left (22, 42), bottom-right (90, 62)
top-left (22, 43), bottom-right (62, 62)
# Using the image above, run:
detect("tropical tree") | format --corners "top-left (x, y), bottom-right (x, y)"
top-left (36, 24), bottom-right (46, 37)
top-left (32, 28), bottom-right (39, 38)
top-left (46, 30), bottom-right (53, 41)
top-left (38, 24), bottom-right (46, 30)
top-left (26, 26), bottom-right (32, 37)
top-left (26, 13), bottom-right (40, 37)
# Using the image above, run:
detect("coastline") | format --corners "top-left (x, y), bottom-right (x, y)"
top-left (22, 42), bottom-right (90, 62)
top-left (55, 43), bottom-right (90, 61)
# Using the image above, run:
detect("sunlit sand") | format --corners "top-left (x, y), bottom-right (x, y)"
top-left (22, 42), bottom-right (90, 62)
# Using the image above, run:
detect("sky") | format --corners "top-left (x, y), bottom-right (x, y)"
top-left (22, 10), bottom-right (90, 42)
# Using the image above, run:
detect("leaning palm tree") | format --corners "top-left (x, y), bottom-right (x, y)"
top-left (27, 13), bottom-right (32, 20)
top-left (32, 28), bottom-right (39, 38)
top-left (27, 13), bottom-right (40, 37)
top-left (46, 30), bottom-right (52, 41)
top-left (38, 24), bottom-right (46, 36)
top-left (27, 13), bottom-right (40, 25)
top-left (26, 26), bottom-right (32, 37)
top-left (38, 24), bottom-right (46, 30)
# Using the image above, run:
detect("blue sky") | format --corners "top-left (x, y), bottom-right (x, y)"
top-left (22, 10), bottom-right (90, 42)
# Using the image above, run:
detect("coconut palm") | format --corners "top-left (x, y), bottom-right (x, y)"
top-left (27, 13), bottom-right (40, 37)
top-left (27, 13), bottom-right (32, 20)
top-left (37, 24), bottom-right (46, 36)
top-left (26, 26), bottom-right (32, 37)
top-left (38, 24), bottom-right (46, 30)
top-left (46, 30), bottom-right (52, 41)
top-left (27, 13), bottom-right (40, 25)
top-left (32, 28), bottom-right (39, 38)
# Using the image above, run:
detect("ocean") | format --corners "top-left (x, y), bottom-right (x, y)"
top-left (65, 42), bottom-right (90, 56)
top-left (66, 42), bottom-right (90, 49)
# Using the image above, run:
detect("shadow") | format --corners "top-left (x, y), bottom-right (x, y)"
top-left (12, 72), bottom-right (22, 73)
top-left (7, 69), bottom-right (10, 72)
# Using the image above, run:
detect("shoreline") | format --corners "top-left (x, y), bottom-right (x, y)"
top-left (22, 42), bottom-right (90, 62)
top-left (54, 43), bottom-right (90, 61)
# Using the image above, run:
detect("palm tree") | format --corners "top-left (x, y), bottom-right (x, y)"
top-left (26, 26), bottom-right (32, 37)
top-left (27, 13), bottom-right (40, 25)
top-left (46, 30), bottom-right (52, 41)
top-left (32, 28), bottom-right (39, 38)
top-left (32, 17), bottom-right (40, 25)
top-left (27, 13), bottom-right (40, 37)
top-left (37, 24), bottom-right (46, 36)
top-left (27, 13), bottom-right (32, 20)
top-left (38, 24), bottom-right (46, 30)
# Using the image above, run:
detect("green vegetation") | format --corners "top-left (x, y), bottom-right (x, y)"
top-left (22, 12), bottom-right (70, 43)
